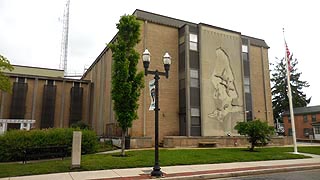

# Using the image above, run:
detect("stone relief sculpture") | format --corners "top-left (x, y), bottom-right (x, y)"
top-left (208, 48), bottom-right (242, 134)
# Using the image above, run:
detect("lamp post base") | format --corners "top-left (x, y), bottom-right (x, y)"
top-left (151, 166), bottom-right (163, 177)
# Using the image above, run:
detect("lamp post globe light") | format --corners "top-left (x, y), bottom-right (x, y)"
top-left (142, 49), bottom-right (171, 177)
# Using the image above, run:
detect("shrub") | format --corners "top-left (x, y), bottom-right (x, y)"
top-left (0, 128), bottom-right (98, 162)
top-left (71, 121), bottom-right (91, 130)
top-left (234, 119), bottom-right (274, 151)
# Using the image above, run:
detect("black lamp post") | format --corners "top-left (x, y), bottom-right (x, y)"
top-left (142, 49), bottom-right (171, 177)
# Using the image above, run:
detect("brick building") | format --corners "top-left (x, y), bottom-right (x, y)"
top-left (82, 9), bottom-right (273, 140)
top-left (0, 10), bottom-right (274, 146)
top-left (0, 65), bottom-right (91, 134)
top-left (283, 105), bottom-right (320, 139)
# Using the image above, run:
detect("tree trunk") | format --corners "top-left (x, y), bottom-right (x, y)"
top-left (250, 141), bottom-right (255, 151)
top-left (121, 129), bottom-right (126, 156)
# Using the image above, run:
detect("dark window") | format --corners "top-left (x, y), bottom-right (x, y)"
top-left (179, 44), bottom-right (186, 55)
top-left (10, 82), bottom-right (28, 119)
top-left (288, 116), bottom-right (291, 123)
top-left (179, 36), bottom-right (185, 45)
top-left (179, 79), bottom-right (185, 89)
top-left (304, 128), bottom-right (310, 137)
top-left (73, 82), bottom-right (80, 87)
top-left (189, 25), bottom-right (198, 33)
top-left (303, 115), bottom-right (308, 122)
top-left (41, 84), bottom-right (57, 129)
top-left (189, 51), bottom-right (199, 69)
top-left (243, 60), bottom-right (250, 77)
top-left (245, 93), bottom-right (252, 114)
top-left (179, 88), bottom-right (186, 108)
top-left (242, 53), bottom-right (248, 61)
top-left (191, 117), bottom-right (200, 126)
top-left (191, 126), bottom-right (201, 136)
top-left (288, 128), bottom-right (292, 136)
top-left (244, 77), bottom-right (250, 93)
top-left (315, 126), bottom-right (320, 134)
top-left (242, 38), bottom-right (249, 45)
top-left (190, 88), bottom-right (200, 107)
top-left (246, 111), bottom-right (252, 121)
top-left (179, 50), bottom-right (185, 72)
top-left (47, 80), bottom-right (54, 86)
top-left (17, 77), bottom-right (26, 83)
top-left (69, 86), bottom-right (83, 125)
top-left (179, 115), bottom-right (186, 136)
top-left (309, 128), bottom-right (314, 135)
top-left (312, 114), bottom-right (316, 122)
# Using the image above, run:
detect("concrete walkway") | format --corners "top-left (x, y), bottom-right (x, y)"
top-left (1, 153), bottom-right (320, 180)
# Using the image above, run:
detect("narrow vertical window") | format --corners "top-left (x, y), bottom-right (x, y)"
top-left (189, 33), bottom-right (198, 51)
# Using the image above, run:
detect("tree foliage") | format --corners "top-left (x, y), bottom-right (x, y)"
top-left (235, 120), bottom-right (274, 151)
top-left (0, 54), bottom-right (14, 92)
top-left (109, 15), bottom-right (144, 156)
top-left (270, 56), bottom-right (310, 123)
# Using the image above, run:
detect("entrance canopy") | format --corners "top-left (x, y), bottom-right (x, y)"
top-left (0, 119), bottom-right (35, 135)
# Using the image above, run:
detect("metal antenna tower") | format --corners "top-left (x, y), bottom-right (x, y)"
top-left (59, 0), bottom-right (70, 76)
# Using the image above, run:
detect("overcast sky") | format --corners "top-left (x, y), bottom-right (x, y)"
top-left (0, 0), bottom-right (319, 106)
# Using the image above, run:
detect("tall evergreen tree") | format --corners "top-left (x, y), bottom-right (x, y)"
top-left (0, 54), bottom-right (14, 92)
top-left (271, 55), bottom-right (311, 123)
top-left (109, 15), bottom-right (144, 156)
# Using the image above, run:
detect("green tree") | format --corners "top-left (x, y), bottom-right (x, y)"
top-left (270, 55), bottom-right (310, 123)
top-left (109, 15), bottom-right (144, 156)
top-left (0, 54), bottom-right (14, 92)
top-left (235, 120), bottom-right (274, 151)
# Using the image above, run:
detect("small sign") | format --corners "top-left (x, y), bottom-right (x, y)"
top-left (149, 79), bottom-right (155, 110)
top-left (71, 131), bottom-right (82, 169)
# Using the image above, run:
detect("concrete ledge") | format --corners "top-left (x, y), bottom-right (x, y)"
top-left (164, 136), bottom-right (293, 148)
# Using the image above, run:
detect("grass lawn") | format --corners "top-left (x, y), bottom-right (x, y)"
top-left (0, 146), bottom-right (318, 178)
top-left (297, 146), bottom-right (320, 155)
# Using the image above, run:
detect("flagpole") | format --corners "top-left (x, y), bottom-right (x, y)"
top-left (283, 28), bottom-right (298, 154)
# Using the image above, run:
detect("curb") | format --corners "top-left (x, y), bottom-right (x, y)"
top-left (161, 164), bottom-right (320, 180)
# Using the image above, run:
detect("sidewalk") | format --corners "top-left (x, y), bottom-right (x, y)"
top-left (1, 153), bottom-right (320, 180)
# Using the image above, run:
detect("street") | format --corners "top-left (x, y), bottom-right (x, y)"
top-left (217, 169), bottom-right (320, 180)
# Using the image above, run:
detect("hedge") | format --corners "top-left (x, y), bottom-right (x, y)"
top-left (0, 128), bottom-right (98, 162)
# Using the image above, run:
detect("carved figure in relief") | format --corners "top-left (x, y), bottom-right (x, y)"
top-left (208, 48), bottom-right (241, 126)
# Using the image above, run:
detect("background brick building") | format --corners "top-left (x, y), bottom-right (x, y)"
top-left (283, 105), bottom-right (320, 139)
top-left (0, 65), bottom-right (91, 133)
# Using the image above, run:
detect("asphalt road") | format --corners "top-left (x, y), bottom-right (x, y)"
top-left (217, 169), bottom-right (320, 180)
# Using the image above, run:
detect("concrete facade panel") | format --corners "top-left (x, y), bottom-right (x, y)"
top-left (199, 25), bottom-right (244, 136)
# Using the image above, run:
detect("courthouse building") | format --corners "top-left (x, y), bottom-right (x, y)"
top-left (0, 10), bottom-right (274, 145)
top-left (82, 10), bottom-right (274, 140)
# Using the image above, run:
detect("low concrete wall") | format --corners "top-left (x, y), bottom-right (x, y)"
top-left (110, 137), bottom-right (152, 149)
top-left (269, 136), bottom-right (293, 146)
top-left (130, 137), bottom-right (152, 149)
top-left (163, 136), bottom-right (293, 148)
